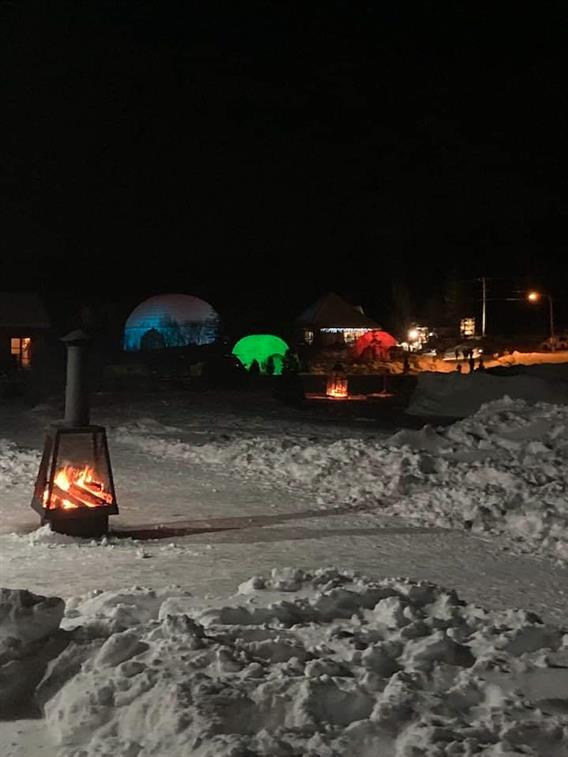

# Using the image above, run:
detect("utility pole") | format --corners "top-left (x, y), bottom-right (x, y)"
top-left (548, 294), bottom-right (555, 338)
top-left (481, 276), bottom-right (486, 337)
top-left (527, 290), bottom-right (555, 339)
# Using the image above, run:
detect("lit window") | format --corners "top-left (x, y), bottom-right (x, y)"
top-left (304, 329), bottom-right (314, 345)
top-left (460, 317), bottom-right (476, 337)
top-left (11, 337), bottom-right (32, 368)
top-left (342, 329), bottom-right (368, 344)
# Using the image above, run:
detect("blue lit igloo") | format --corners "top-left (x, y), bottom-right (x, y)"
top-left (123, 294), bottom-right (219, 351)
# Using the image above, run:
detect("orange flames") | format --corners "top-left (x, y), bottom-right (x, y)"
top-left (326, 377), bottom-right (349, 399)
top-left (43, 465), bottom-right (113, 510)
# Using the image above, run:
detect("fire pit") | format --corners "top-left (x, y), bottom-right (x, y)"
top-left (31, 330), bottom-right (118, 537)
top-left (326, 363), bottom-right (349, 399)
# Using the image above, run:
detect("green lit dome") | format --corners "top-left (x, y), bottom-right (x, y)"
top-left (232, 334), bottom-right (289, 375)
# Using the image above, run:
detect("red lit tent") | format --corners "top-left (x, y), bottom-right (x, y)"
top-left (353, 330), bottom-right (398, 360)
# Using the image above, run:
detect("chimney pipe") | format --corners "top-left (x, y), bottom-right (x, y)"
top-left (61, 329), bottom-right (91, 427)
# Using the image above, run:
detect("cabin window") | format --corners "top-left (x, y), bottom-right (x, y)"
top-left (304, 329), bottom-right (314, 345)
top-left (11, 337), bottom-right (32, 368)
top-left (342, 329), bottom-right (367, 344)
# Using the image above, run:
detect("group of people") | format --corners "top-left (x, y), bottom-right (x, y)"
top-left (455, 348), bottom-right (485, 374)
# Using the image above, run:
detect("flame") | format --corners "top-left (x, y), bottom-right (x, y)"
top-left (44, 465), bottom-right (113, 510)
top-left (326, 377), bottom-right (349, 399)
top-left (327, 388), bottom-right (348, 398)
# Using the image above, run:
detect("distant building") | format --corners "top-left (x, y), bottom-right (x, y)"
top-left (295, 292), bottom-right (380, 346)
top-left (460, 317), bottom-right (476, 338)
top-left (0, 292), bottom-right (50, 371)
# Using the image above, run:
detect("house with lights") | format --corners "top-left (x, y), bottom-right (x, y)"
top-left (295, 292), bottom-right (381, 346)
top-left (0, 293), bottom-right (51, 372)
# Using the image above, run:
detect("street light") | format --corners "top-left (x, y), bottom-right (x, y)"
top-left (527, 291), bottom-right (555, 338)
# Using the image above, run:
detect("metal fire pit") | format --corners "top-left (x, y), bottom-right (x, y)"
top-left (31, 330), bottom-right (119, 537)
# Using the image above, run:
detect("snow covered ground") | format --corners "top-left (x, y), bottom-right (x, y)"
top-left (412, 349), bottom-right (568, 375)
top-left (407, 363), bottom-right (568, 418)
top-left (1, 390), bottom-right (568, 755)
top-left (4, 570), bottom-right (568, 756)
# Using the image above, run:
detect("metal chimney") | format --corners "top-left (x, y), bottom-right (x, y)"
top-left (61, 329), bottom-right (91, 427)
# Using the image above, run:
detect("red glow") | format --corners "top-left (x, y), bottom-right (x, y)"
top-left (352, 330), bottom-right (397, 360)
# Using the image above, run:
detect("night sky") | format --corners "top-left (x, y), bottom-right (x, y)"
top-left (2, 2), bottom-right (568, 333)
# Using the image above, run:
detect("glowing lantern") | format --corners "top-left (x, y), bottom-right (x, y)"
top-left (326, 363), bottom-right (349, 399)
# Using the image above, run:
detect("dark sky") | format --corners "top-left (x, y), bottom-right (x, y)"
top-left (2, 1), bottom-right (568, 330)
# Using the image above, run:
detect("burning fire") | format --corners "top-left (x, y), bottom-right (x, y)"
top-left (43, 465), bottom-right (113, 511)
top-left (326, 377), bottom-right (349, 399)
top-left (326, 387), bottom-right (348, 398)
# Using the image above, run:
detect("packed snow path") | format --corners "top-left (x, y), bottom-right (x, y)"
top-left (0, 393), bottom-right (567, 628)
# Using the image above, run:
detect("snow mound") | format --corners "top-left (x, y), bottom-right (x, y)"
top-left (0, 588), bottom-right (67, 716)
top-left (24, 524), bottom-right (84, 546)
top-left (22, 569), bottom-right (568, 756)
top-left (113, 417), bottom-right (182, 435)
top-left (407, 370), bottom-right (568, 418)
top-left (0, 439), bottom-right (40, 489)
top-left (9, 525), bottom-right (144, 553)
top-left (0, 588), bottom-right (64, 644)
top-left (115, 399), bottom-right (568, 562)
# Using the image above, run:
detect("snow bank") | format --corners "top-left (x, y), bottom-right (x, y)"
top-left (491, 362), bottom-right (568, 382)
top-left (0, 588), bottom-right (64, 645)
top-left (7, 570), bottom-right (567, 756)
top-left (406, 370), bottom-right (568, 418)
top-left (114, 399), bottom-right (568, 562)
top-left (0, 588), bottom-right (66, 716)
top-left (0, 439), bottom-right (40, 489)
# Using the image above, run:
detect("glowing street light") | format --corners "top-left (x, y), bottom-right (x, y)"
top-left (527, 291), bottom-right (554, 338)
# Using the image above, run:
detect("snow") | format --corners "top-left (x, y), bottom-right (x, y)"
top-left (107, 397), bottom-right (568, 562)
top-left (1, 390), bottom-right (568, 754)
top-left (1, 569), bottom-right (568, 756)
top-left (0, 439), bottom-right (39, 491)
top-left (412, 350), bottom-right (568, 374)
top-left (407, 370), bottom-right (568, 418)
top-left (0, 588), bottom-right (64, 644)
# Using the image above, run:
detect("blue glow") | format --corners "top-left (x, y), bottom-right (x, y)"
top-left (124, 294), bottom-right (219, 351)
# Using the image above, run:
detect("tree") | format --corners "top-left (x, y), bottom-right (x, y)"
top-left (422, 293), bottom-right (444, 326)
top-left (274, 350), bottom-right (304, 405)
top-left (282, 349), bottom-right (300, 375)
top-left (264, 355), bottom-right (275, 375)
top-left (248, 359), bottom-right (260, 375)
top-left (443, 269), bottom-right (473, 332)
top-left (389, 279), bottom-right (414, 339)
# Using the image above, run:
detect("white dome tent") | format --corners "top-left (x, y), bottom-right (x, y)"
top-left (123, 294), bottom-right (219, 351)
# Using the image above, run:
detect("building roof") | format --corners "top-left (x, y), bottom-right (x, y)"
top-left (0, 292), bottom-right (50, 328)
top-left (296, 292), bottom-right (380, 329)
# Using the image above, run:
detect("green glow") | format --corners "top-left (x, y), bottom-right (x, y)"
top-left (232, 335), bottom-right (289, 375)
